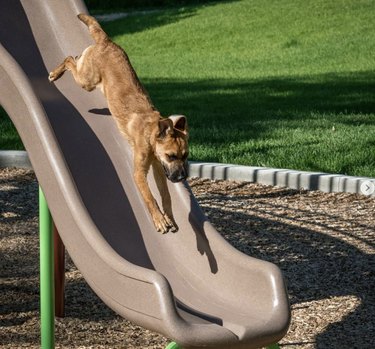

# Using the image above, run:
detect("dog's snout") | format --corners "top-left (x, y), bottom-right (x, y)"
top-left (176, 173), bottom-right (187, 182)
top-left (170, 173), bottom-right (186, 183)
top-left (179, 165), bottom-right (188, 181)
top-left (168, 167), bottom-right (187, 183)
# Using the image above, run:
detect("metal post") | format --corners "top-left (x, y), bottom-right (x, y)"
top-left (39, 187), bottom-right (55, 349)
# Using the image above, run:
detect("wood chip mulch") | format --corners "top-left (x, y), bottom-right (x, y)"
top-left (1, 168), bottom-right (374, 348)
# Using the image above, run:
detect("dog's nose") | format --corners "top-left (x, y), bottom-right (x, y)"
top-left (170, 174), bottom-right (185, 183)
top-left (179, 167), bottom-right (187, 181)
top-left (176, 173), bottom-right (186, 182)
top-left (170, 169), bottom-right (187, 183)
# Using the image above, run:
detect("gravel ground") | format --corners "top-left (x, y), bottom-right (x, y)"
top-left (1, 168), bottom-right (374, 348)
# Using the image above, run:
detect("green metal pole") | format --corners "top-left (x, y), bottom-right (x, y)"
top-left (39, 187), bottom-right (55, 349)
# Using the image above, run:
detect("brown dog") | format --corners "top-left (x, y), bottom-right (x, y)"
top-left (49, 14), bottom-right (188, 233)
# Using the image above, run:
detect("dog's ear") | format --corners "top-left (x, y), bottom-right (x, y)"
top-left (158, 118), bottom-right (174, 139)
top-left (169, 115), bottom-right (188, 134)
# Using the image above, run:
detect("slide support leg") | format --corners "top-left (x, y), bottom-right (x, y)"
top-left (39, 187), bottom-right (55, 349)
top-left (54, 223), bottom-right (65, 318)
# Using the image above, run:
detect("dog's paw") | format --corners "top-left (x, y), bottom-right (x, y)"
top-left (48, 71), bottom-right (62, 82)
top-left (48, 72), bottom-right (56, 82)
top-left (153, 211), bottom-right (177, 234)
top-left (164, 213), bottom-right (179, 233)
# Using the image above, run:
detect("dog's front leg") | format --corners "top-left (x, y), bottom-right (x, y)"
top-left (134, 155), bottom-right (174, 233)
top-left (152, 160), bottom-right (178, 232)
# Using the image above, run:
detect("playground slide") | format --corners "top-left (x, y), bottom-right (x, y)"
top-left (0, 1), bottom-right (290, 348)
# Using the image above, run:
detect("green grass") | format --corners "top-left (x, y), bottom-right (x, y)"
top-left (1, 0), bottom-right (375, 176)
top-left (0, 107), bottom-right (24, 150)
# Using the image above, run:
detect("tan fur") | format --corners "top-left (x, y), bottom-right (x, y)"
top-left (49, 14), bottom-right (189, 233)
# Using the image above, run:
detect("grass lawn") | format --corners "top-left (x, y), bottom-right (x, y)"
top-left (1, 0), bottom-right (375, 177)
top-left (0, 107), bottom-right (23, 150)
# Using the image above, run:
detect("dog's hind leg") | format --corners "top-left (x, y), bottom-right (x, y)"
top-left (48, 57), bottom-right (71, 82)
top-left (49, 56), bottom-right (80, 84)
top-left (49, 55), bottom-right (98, 92)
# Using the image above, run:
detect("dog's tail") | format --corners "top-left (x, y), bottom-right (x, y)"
top-left (78, 14), bottom-right (108, 44)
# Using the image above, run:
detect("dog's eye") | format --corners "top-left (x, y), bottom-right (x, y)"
top-left (167, 154), bottom-right (178, 161)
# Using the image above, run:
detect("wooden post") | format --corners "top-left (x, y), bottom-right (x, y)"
top-left (54, 224), bottom-right (65, 318)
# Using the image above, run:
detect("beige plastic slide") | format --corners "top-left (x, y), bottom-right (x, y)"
top-left (0, 1), bottom-right (290, 348)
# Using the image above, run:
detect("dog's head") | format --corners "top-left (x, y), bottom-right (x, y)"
top-left (155, 115), bottom-right (189, 183)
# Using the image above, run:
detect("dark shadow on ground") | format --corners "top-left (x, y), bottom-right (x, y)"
top-left (1, 173), bottom-right (374, 347)
top-left (194, 187), bottom-right (374, 348)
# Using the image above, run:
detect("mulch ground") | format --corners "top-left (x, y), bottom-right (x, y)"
top-left (1, 168), bottom-right (374, 348)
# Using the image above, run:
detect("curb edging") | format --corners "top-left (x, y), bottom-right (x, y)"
top-left (188, 161), bottom-right (375, 196)
top-left (1, 151), bottom-right (374, 196)
top-left (0, 150), bottom-right (32, 169)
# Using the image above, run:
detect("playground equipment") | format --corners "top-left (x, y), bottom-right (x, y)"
top-left (0, 1), bottom-right (290, 348)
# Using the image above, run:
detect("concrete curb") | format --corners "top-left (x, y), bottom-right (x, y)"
top-left (1, 151), bottom-right (374, 196)
top-left (0, 150), bottom-right (32, 169)
top-left (188, 161), bottom-right (375, 197)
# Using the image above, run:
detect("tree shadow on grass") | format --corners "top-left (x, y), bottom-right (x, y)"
top-left (145, 71), bottom-right (375, 129)
top-left (142, 72), bottom-right (375, 173)
top-left (101, 1), bottom-right (239, 36)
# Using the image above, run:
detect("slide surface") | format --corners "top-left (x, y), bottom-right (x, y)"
top-left (0, 1), bottom-right (290, 348)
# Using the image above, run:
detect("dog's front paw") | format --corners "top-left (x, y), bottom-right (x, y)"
top-left (164, 213), bottom-right (179, 233)
top-left (153, 211), bottom-right (177, 234)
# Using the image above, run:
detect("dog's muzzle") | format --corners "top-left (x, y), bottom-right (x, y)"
top-left (163, 162), bottom-right (188, 183)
